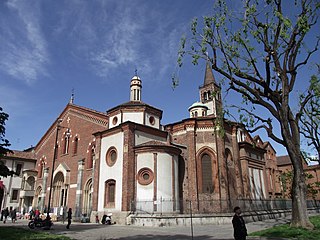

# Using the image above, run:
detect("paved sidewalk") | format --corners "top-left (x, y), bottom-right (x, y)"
top-left (1, 217), bottom-right (292, 240)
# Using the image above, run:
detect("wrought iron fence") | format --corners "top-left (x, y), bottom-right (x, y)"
top-left (130, 198), bottom-right (320, 215)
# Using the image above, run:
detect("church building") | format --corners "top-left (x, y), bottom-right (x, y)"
top-left (1, 64), bottom-right (284, 224)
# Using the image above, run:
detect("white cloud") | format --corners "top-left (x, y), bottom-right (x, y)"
top-left (0, 0), bottom-right (49, 84)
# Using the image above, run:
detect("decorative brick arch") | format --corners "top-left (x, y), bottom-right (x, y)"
top-left (196, 147), bottom-right (218, 194)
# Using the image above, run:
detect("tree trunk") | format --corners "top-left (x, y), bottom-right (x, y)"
top-left (286, 141), bottom-right (314, 229)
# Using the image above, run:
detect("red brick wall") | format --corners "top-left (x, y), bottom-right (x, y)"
top-left (34, 105), bottom-right (107, 212)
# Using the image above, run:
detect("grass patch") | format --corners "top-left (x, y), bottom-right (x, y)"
top-left (0, 226), bottom-right (71, 240)
top-left (250, 215), bottom-right (320, 240)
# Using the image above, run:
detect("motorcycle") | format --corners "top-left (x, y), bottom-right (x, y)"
top-left (101, 213), bottom-right (112, 225)
top-left (28, 217), bottom-right (53, 229)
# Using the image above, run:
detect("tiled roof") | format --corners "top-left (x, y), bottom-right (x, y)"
top-left (6, 150), bottom-right (36, 160)
top-left (135, 140), bottom-right (169, 147)
top-left (277, 155), bottom-right (291, 166)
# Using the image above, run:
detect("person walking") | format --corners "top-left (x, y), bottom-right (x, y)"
top-left (66, 208), bottom-right (72, 229)
top-left (11, 208), bottom-right (17, 223)
top-left (3, 207), bottom-right (9, 223)
top-left (232, 206), bottom-right (247, 240)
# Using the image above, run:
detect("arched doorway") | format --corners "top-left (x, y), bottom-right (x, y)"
top-left (34, 186), bottom-right (42, 211)
top-left (82, 178), bottom-right (92, 216)
top-left (52, 172), bottom-right (68, 208)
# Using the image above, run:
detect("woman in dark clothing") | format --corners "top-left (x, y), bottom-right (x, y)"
top-left (66, 208), bottom-right (72, 229)
top-left (3, 207), bottom-right (9, 223)
top-left (232, 206), bottom-right (247, 240)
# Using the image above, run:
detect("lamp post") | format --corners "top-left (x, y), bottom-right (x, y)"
top-left (45, 119), bottom-right (62, 228)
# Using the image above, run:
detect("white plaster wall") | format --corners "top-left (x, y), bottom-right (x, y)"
top-left (109, 113), bottom-right (121, 128)
top-left (136, 153), bottom-right (154, 213)
top-left (1, 159), bottom-right (36, 210)
top-left (135, 131), bottom-right (166, 146)
top-left (98, 132), bottom-right (124, 211)
top-left (157, 153), bottom-right (173, 200)
top-left (144, 112), bottom-right (160, 129)
top-left (123, 112), bottom-right (143, 124)
top-left (136, 153), bottom-right (154, 201)
top-left (204, 101), bottom-right (214, 115)
top-left (136, 152), bottom-right (179, 213)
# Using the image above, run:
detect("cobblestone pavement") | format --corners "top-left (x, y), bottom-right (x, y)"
top-left (1, 217), bottom-right (293, 240)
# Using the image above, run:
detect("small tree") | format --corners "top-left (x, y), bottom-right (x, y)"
top-left (177, 0), bottom-right (319, 228)
top-left (0, 107), bottom-right (14, 177)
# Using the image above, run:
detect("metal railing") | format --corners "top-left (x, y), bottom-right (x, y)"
top-left (130, 198), bottom-right (320, 215)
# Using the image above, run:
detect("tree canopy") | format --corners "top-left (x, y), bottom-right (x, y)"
top-left (300, 69), bottom-right (320, 163)
top-left (0, 107), bottom-right (14, 177)
top-left (177, 0), bottom-right (320, 229)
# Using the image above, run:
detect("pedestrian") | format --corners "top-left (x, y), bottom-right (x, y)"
top-left (11, 208), bottom-right (17, 223)
top-left (3, 207), bottom-right (9, 223)
top-left (35, 209), bottom-right (40, 219)
top-left (232, 206), bottom-right (247, 240)
top-left (29, 209), bottom-right (34, 220)
top-left (66, 208), bottom-right (72, 229)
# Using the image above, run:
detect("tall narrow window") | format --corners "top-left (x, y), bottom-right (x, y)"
top-left (38, 159), bottom-right (45, 178)
top-left (11, 189), bottom-right (19, 202)
top-left (87, 145), bottom-right (95, 169)
top-left (16, 163), bottom-right (23, 176)
top-left (203, 92), bottom-right (207, 101)
top-left (63, 135), bottom-right (70, 154)
top-left (73, 137), bottom-right (79, 155)
top-left (201, 154), bottom-right (213, 193)
top-left (105, 180), bottom-right (116, 208)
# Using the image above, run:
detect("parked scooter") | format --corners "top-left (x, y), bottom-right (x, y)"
top-left (101, 213), bottom-right (112, 225)
top-left (28, 217), bottom-right (53, 229)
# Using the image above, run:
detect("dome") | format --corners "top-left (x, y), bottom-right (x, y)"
top-left (131, 75), bottom-right (141, 81)
top-left (188, 102), bottom-right (208, 111)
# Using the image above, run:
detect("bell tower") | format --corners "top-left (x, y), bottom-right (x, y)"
top-left (199, 61), bottom-right (222, 117)
top-left (130, 74), bottom-right (142, 102)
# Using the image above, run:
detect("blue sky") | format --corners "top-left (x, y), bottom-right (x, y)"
top-left (0, 0), bottom-right (318, 157)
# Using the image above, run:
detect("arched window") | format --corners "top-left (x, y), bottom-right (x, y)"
top-left (105, 180), bottom-right (116, 208)
top-left (203, 92), bottom-right (207, 101)
top-left (26, 176), bottom-right (35, 191)
top-left (38, 158), bottom-right (45, 178)
top-left (201, 154), bottom-right (213, 193)
top-left (63, 131), bottom-right (71, 154)
top-left (73, 136), bottom-right (79, 155)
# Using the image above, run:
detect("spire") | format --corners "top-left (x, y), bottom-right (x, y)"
top-left (69, 88), bottom-right (75, 104)
top-left (203, 60), bottom-right (215, 86)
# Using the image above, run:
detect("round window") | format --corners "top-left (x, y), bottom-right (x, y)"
top-left (149, 116), bottom-right (155, 125)
top-left (112, 116), bottom-right (118, 125)
top-left (138, 168), bottom-right (154, 185)
top-left (106, 147), bottom-right (117, 167)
